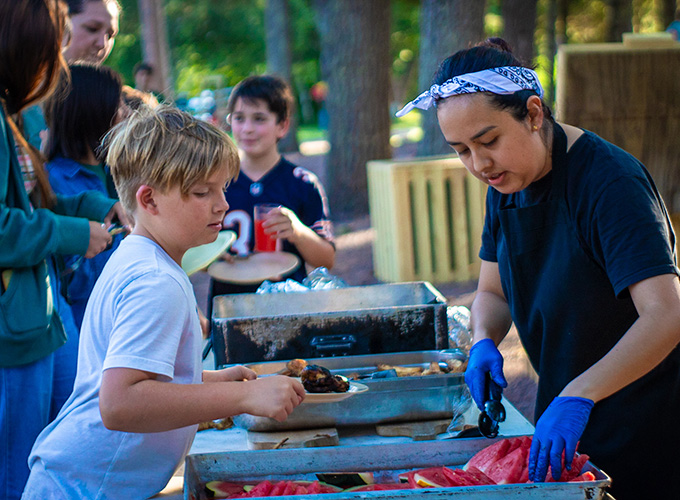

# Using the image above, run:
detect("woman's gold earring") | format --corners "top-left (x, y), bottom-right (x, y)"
top-left (532, 125), bottom-right (538, 131)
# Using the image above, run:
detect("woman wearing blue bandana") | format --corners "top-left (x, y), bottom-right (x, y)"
top-left (398, 38), bottom-right (680, 500)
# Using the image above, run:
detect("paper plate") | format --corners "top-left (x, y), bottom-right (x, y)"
top-left (207, 251), bottom-right (301, 285)
top-left (302, 382), bottom-right (369, 404)
top-left (181, 231), bottom-right (236, 276)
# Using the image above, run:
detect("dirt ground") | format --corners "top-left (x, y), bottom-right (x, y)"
top-left (192, 144), bottom-right (539, 424)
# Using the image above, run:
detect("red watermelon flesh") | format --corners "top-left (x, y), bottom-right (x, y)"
top-left (413, 467), bottom-right (456, 488)
top-left (484, 445), bottom-right (528, 484)
top-left (397, 471), bottom-right (419, 488)
top-left (446, 466), bottom-right (496, 486)
top-left (546, 453), bottom-right (591, 483)
top-left (243, 480), bottom-right (273, 498)
top-left (569, 471), bottom-right (596, 482)
top-left (281, 481), bottom-right (297, 496)
top-left (294, 485), bottom-right (309, 495)
top-left (344, 483), bottom-right (412, 492)
top-left (465, 438), bottom-right (512, 473)
top-left (268, 480), bottom-right (288, 496)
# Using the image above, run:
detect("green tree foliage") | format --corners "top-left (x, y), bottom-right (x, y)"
top-left (104, 0), bottom-right (668, 103)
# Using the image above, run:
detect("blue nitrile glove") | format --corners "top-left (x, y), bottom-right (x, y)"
top-left (528, 396), bottom-right (594, 482)
top-left (464, 338), bottom-right (508, 411)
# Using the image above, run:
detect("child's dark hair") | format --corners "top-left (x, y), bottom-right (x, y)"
top-left (45, 63), bottom-right (123, 162)
top-left (226, 75), bottom-right (294, 124)
top-left (433, 37), bottom-right (553, 124)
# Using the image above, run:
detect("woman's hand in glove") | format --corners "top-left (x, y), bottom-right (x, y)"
top-left (464, 338), bottom-right (508, 411)
top-left (528, 396), bottom-right (594, 482)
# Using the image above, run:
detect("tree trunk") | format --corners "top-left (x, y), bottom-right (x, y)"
top-left (265, 0), bottom-right (299, 153)
top-left (656, 0), bottom-right (677, 30)
top-left (314, 0), bottom-right (391, 219)
top-left (501, 0), bottom-right (538, 65)
top-left (604, 0), bottom-right (633, 42)
top-left (137, 0), bottom-right (173, 100)
top-left (556, 0), bottom-right (568, 45)
top-left (417, 0), bottom-right (486, 157)
top-left (544, 0), bottom-right (558, 107)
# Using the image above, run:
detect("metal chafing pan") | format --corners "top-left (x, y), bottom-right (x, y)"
top-left (184, 439), bottom-right (611, 500)
top-left (232, 350), bottom-right (469, 432)
top-left (211, 282), bottom-right (449, 367)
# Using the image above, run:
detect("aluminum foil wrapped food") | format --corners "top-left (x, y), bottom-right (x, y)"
top-left (447, 305), bottom-right (472, 353)
top-left (256, 267), bottom-right (348, 294)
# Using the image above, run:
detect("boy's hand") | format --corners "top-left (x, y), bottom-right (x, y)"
top-left (243, 375), bottom-right (306, 422)
top-left (215, 365), bottom-right (258, 382)
top-left (263, 207), bottom-right (304, 244)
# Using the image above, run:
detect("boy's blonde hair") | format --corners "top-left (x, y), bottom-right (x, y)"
top-left (102, 105), bottom-right (239, 214)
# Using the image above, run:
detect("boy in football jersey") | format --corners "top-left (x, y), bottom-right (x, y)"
top-left (209, 75), bottom-right (336, 306)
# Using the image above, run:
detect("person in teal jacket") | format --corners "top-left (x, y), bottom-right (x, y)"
top-left (0, 1), bottom-right (129, 498)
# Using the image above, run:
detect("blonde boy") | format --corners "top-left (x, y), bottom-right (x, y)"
top-left (23, 106), bottom-right (305, 500)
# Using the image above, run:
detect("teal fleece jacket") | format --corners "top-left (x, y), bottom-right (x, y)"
top-left (0, 105), bottom-right (116, 366)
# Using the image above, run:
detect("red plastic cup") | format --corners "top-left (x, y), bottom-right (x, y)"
top-left (253, 203), bottom-right (279, 252)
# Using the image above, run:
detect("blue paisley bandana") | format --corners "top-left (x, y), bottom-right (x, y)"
top-left (396, 66), bottom-right (544, 117)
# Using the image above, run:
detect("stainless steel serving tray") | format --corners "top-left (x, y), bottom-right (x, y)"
top-left (232, 350), bottom-right (469, 431)
top-left (184, 438), bottom-right (611, 500)
top-left (211, 282), bottom-right (449, 367)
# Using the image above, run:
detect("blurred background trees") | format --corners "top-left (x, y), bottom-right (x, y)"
top-left (107, 0), bottom-right (678, 217)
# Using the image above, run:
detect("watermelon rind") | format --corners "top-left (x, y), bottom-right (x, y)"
top-left (315, 472), bottom-right (375, 488)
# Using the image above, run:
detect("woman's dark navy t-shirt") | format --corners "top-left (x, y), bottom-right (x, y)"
top-left (480, 129), bottom-right (678, 297)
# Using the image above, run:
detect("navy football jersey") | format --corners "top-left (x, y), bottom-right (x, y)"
top-left (221, 156), bottom-right (334, 283)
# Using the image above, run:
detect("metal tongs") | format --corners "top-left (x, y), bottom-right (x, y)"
top-left (478, 373), bottom-right (506, 438)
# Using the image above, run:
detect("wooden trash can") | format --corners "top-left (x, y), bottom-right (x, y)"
top-left (556, 37), bottom-right (680, 255)
top-left (367, 155), bottom-right (487, 284)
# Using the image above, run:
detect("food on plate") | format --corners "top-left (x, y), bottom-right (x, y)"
top-left (198, 417), bottom-right (233, 432)
top-left (277, 358), bottom-right (307, 377)
top-left (300, 364), bottom-right (350, 393)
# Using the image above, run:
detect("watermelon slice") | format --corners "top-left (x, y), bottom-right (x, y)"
top-left (281, 481), bottom-right (297, 496)
top-left (397, 470), bottom-right (419, 488)
top-left (444, 467), bottom-right (496, 486)
top-left (484, 445), bottom-right (528, 484)
top-left (305, 480), bottom-right (343, 494)
top-left (412, 467), bottom-right (456, 488)
top-left (465, 438), bottom-right (512, 473)
top-left (315, 472), bottom-right (374, 488)
top-left (243, 480), bottom-right (273, 498)
top-left (546, 453), bottom-right (591, 482)
top-left (293, 484), bottom-right (309, 495)
top-left (569, 471), bottom-right (596, 482)
top-left (344, 483), bottom-right (412, 492)
top-left (268, 480), bottom-right (288, 496)
top-left (205, 480), bottom-right (249, 498)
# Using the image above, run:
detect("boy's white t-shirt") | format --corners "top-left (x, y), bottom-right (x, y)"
top-left (27, 235), bottom-right (203, 499)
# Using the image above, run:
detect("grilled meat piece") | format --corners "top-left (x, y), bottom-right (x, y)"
top-left (376, 363), bottom-right (424, 377)
top-left (300, 364), bottom-right (350, 393)
top-left (278, 358), bottom-right (308, 377)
